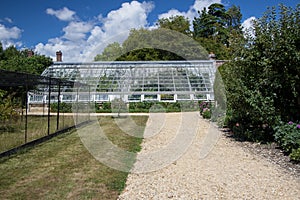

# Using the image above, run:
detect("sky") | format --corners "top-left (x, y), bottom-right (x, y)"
top-left (0, 0), bottom-right (298, 62)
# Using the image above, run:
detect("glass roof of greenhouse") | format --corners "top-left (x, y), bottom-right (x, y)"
top-left (0, 69), bottom-right (83, 88)
top-left (41, 60), bottom-right (216, 97)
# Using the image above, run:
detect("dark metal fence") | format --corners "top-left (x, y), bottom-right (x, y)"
top-left (0, 69), bottom-right (91, 156)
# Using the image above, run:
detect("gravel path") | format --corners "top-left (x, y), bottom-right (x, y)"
top-left (118, 112), bottom-right (300, 200)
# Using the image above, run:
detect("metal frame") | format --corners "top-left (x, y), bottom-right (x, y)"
top-left (0, 69), bottom-right (89, 144)
top-left (36, 60), bottom-right (216, 103)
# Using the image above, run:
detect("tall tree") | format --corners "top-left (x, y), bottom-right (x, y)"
top-left (157, 15), bottom-right (191, 35)
top-left (95, 28), bottom-right (208, 61)
top-left (0, 42), bottom-right (3, 60)
top-left (94, 42), bottom-right (123, 61)
top-left (226, 5), bottom-right (242, 30)
top-left (0, 45), bottom-right (53, 75)
top-left (123, 28), bottom-right (207, 60)
top-left (193, 3), bottom-right (242, 47)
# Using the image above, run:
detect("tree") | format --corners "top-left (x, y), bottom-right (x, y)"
top-left (122, 28), bottom-right (207, 60)
top-left (0, 42), bottom-right (3, 60)
top-left (94, 28), bottom-right (208, 61)
top-left (193, 3), bottom-right (242, 54)
top-left (194, 37), bottom-right (230, 60)
top-left (0, 44), bottom-right (52, 75)
top-left (117, 48), bottom-right (184, 61)
top-left (220, 4), bottom-right (300, 141)
top-left (193, 7), bottom-right (215, 39)
top-left (94, 42), bottom-right (123, 61)
top-left (157, 15), bottom-right (191, 35)
top-left (226, 5), bottom-right (242, 30)
top-left (193, 4), bottom-right (229, 40)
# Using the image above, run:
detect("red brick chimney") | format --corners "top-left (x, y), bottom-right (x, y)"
top-left (56, 51), bottom-right (62, 62)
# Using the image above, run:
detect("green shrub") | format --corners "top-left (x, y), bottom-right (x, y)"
top-left (290, 148), bottom-right (300, 162)
top-left (274, 121), bottom-right (300, 162)
top-left (274, 121), bottom-right (300, 153)
top-left (129, 101), bottom-right (198, 113)
top-left (50, 102), bottom-right (72, 113)
top-left (180, 101), bottom-right (199, 112)
top-left (199, 101), bottom-right (211, 114)
top-left (129, 102), bottom-right (153, 112)
top-left (95, 102), bottom-right (112, 113)
top-left (202, 109), bottom-right (211, 119)
top-left (219, 5), bottom-right (300, 142)
top-left (166, 102), bottom-right (181, 112)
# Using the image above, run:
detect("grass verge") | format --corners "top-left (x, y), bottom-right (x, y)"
top-left (0, 115), bottom-right (75, 153)
top-left (0, 115), bottom-right (148, 199)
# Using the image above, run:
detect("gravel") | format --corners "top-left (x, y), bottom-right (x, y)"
top-left (118, 112), bottom-right (300, 200)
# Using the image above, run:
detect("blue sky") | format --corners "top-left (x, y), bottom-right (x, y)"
top-left (0, 0), bottom-right (298, 61)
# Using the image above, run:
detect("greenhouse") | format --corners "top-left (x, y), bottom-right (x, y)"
top-left (29, 60), bottom-right (217, 104)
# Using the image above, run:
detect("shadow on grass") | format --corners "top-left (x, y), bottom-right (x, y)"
top-left (0, 116), bottom-right (148, 200)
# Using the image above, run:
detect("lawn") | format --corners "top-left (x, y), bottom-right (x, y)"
top-left (0, 115), bottom-right (148, 199)
top-left (0, 115), bottom-right (75, 153)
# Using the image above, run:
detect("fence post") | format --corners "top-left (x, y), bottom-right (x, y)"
top-left (48, 77), bottom-right (51, 135)
top-left (25, 74), bottom-right (28, 143)
top-left (88, 85), bottom-right (90, 121)
top-left (57, 81), bottom-right (61, 130)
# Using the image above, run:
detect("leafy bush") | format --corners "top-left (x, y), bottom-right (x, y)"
top-left (95, 102), bottom-right (112, 113)
top-left (129, 101), bottom-right (198, 113)
top-left (199, 101), bottom-right (212, 119)
top-left (219, 5), bottom-right (300, 142)
top-left (129, 102), bottom-right (154, 112)
top-left (0, 90), bottom-right (22, 131)
top-left (274, 121), bottom-right (300, 154)
top-left (290, 148), bottom-right (300, 162)
top-left (202, 108), bottom-right (211, 119)
top-left (199, 101), bottom-right (211, 114)
top-left (50, 102), bottom-right (72, 113)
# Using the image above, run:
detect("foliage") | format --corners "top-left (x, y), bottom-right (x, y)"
top-left (50, 102), bottom-right (73, 113)
top-left (199, 101), bottom-right (211, 114)
top-left (129, 101), bottom-right (198, 113)
top-left (117, 48), bottom-right (185, 61)
top-left (220, 4), bottom-right (300, 142)
top-left (94, 27), bottom-right (208, 61)
top-left (157, 15), bottom-right (191, 35)
top-left (193, 3), bottom-right (242, 48)
top-left (290, 148), bottom-right (300, 162)
top-left (123, 28), bottom-right (208, 60)
top-left (0, 44), bottom-right (53, 75)
top-left (94, 42), bottom-right (122, 61)
top-left (95, 3), bottom-right (243, 61)
top-left (0, 44), bottom-right (53, 123)
top-left (202, 108), bottom-right (211, 119)
top-left (213, 68), bottom-right (226, 110)
top-left (0, 90), bottom-right (20, 131)
top-left (95, 102), bottom-right (112, 113)
top-left (195, 37), bottom-right (230, 60)
top-left (274, 121), bottom-right (300, 154)
top-left (199, 101), bottom-right (212, 119)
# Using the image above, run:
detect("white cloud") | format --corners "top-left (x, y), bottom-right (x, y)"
top-left (103, 1), bottom-right (153, 35)
top-left (46, 7), bottom-right (76, 21)
top-left (63, 21), bottom-right (93, 41)
top-left (37, 0), bottom-right (241, 62)
top-left (0, 23), bottom-right (22, 48)
top-left (242, 16), bottom-right (256, 38)
top-left (158, 9), bottom-right (183, 20)
top-left (4, 17), bottom-right (13, 23)
top-left (158, 0), bottom-right (221, 24)
top-left (36, 1), bottom-right (155, 62)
